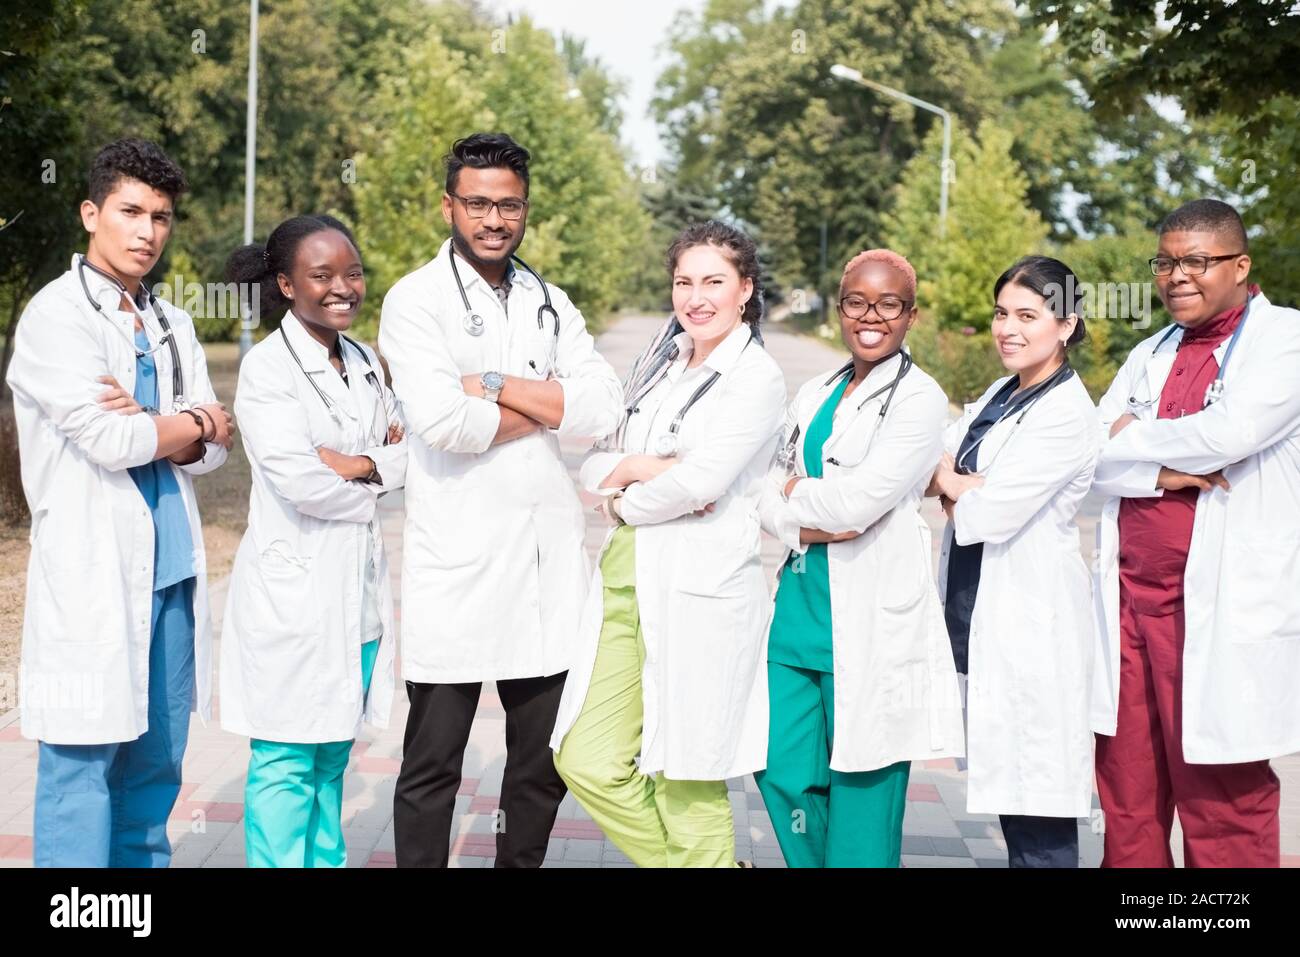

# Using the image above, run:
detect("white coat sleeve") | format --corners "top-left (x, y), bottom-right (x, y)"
top-left (171, 309), bottom-right (229, 477)
top-left (548, 285), bottom-right (624, 439)
top-left (783, 385), bottom-right (948, 535)
top-left (1091, 347), bottom-right (1162, 498)
top-left (618, 360), bottom-right (786, 526)
top-left (377, 280), bottom-right (500, 455)
top-left (1102, 322), bottom-right (1300, 474)
top-left (235, 353), bottom-right (379, 524)
top-left (5, 294), bottom-right (157, 470)
top-left (359, 348), bottom-right (408, 492)
top-left (579, 448), bottom-right (633, 494)
top-left (952, 405), bottom-right (1099, 547)
top-left (757, 395), bottom-right (805, 554)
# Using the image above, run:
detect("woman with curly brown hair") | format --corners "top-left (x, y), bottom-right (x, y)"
top-left (550, 221), bottom-right (786, 867)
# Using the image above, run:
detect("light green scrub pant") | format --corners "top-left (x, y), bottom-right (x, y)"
top-left (245, 638), bottom-right (379, 868)
top-left (554, 525), bottom-right (737, 868)
top-left (755, 662), bottom-right (910, 867)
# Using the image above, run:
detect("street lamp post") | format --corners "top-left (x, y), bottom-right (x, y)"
top-left (830, 63), bottom-right (951, 237)
top-left (239, 0), bottom-right (260, 359)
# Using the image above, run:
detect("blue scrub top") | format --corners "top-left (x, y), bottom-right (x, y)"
top-left (128, 327), bottom-right (195, 591)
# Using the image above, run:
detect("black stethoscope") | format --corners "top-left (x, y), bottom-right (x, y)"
top-left (1127, 294), bottom-right (1253, 412)
top-left (955, 361), bottom-right (1075, 475)
top-left (447, 243), bottom-right (560, 376)
top-left (76, 254), bottom-right (186, 407)
top-left (776, 351), bottom-right (914, 472)
top-left (280, 324), bottom-right (388, 444)
top-left (650, 328), bottom-right (756, 457)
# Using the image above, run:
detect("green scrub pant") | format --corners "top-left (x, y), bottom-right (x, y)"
top-left (755, 661), bottom-right (910, 867)
top-left (554, 526), bottom-right (737, 868)
top-left (244, 638), bottom-right (379, 868)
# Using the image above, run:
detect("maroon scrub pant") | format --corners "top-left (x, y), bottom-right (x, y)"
top-left (1094, 592), bottom-right (1280, 867)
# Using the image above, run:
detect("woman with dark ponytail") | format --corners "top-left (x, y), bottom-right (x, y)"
top-left (928, 255), bottom-right (1100, 867)
top-left (550, 221), bottom-right (786, 867)
top-left (219, 214), bottom-right (407, 867)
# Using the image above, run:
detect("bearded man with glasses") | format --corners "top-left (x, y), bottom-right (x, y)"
top-left (378, 132), bottom-right (623, 868)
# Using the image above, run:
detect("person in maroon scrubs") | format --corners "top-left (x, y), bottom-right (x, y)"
top-left (1095, 199), bottom-right (1283, 867)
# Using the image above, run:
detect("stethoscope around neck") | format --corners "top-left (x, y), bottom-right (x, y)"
top-left (955, 361), bottom-right (1074, 475)
top-left (76, 253), bottom-right (186, 407)
top-left (1126, 293), bottom-right (1253, 412)
top-left (649, 328), bottom-right (757, 457)
top-left (280, 323), bottom-right (389, 444)
top-left (776, 351), bottom-right (913, 472)
top-left (447, 242), bottom-right (560, 375)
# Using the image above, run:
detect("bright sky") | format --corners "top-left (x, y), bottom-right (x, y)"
top-left (479, 0), bottom-right (699, 170)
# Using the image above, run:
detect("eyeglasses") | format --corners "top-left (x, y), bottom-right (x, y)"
top-left (448, 193), bottom-right (528, 221)
top-left (837, 295), bottom-right (911, 321)
top-left (1148, 253), bottom-right (1244, 277)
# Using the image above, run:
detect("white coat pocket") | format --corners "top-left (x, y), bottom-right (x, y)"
top-left (33, 508), bottom-right (116, 645)
top-left (240, 542), bottom-right (325, 729)
top-left (1226, 536), bottom-right (1300, 642)
top-left (678, 505), bottom-right (760, 598)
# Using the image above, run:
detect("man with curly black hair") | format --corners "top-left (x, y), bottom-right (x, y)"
top-left (6, 137), bottom-right (235, 867)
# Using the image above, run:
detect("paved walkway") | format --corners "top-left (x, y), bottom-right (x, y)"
top-left (1, 314), bottom-right (1297, 868)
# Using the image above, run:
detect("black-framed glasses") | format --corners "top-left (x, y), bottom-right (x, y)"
top-left (837, 295), bottom-right (912, 321)
top-left (448, 193), bottom-right (528, 221)
top-left (1148, 253), bottom-right (1245, 277)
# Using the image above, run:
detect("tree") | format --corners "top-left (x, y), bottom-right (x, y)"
top-left (654, 0), bottom-right (1014, 296)
top-left (883, 121), bottom-right (1048, 403)
top-left (352, 14), bottom-right (648, 334)
top-left (1029, 0), bottom-right (1300, 138)
top-left (885, 121), bottom-right (1048, 332)
top-left (1211, 97), bottom-right (1300, 306)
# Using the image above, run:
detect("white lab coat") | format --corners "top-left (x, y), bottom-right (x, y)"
top-left (1091, 292), bottom-right (1300, 763)
top-left (757, 355), bottom-right (966, 772)
top-left (6, 256), bottom-right (228, 745)
top-left (550, 323), bottom-right (787, 780)
top-left (220, 313), bottom-right (406, 743)
top-left (378, 239), bottom-right (623, 683)
top-left (937, 372), bottom-right (1099, 817)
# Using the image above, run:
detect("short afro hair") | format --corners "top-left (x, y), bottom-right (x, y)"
top-left (1158, 199), bottom-right (1248, 253)
top-left (88, 138), bottom-right (188, 207)
top-left (842, 248), bottom-right (917, 300)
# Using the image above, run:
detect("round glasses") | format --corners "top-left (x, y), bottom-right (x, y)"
top-left (837, 295), bottom-right (911, 321)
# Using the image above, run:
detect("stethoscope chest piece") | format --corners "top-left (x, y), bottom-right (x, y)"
top-left (463, 312), bottom-right (486, 337)
top-left (655, 432), bottom-right (679, 458)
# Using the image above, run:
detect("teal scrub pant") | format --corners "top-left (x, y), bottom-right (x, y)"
top-left (244, 639), bottom-right (379, 868)
top-left (755, 661), bottom-right (910, 867)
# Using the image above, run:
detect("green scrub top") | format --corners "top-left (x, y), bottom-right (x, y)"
top-left (767, 374), bottom-right (852, 673)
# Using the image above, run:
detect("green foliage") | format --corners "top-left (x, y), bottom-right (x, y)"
top-left (1055, 229), bottom-right (1162, 399)
top-left (884, 121), bottom-right (1049, 333)
top-left (351, 15), bottom-right (648, 338)
top-left (1029, 0), bottom-right (1300, 139)
top-left (0, 0), bottom-right (645, 352)
top-left (654, 0), bottom-right (1013, 296)
top-left (1211, 97), bottom-right (1300, 307)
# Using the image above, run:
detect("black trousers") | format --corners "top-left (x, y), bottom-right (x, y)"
top-left (999, 814), bottom-right (1079, 868)
top-left (394, 672), bottom-right (569, 868)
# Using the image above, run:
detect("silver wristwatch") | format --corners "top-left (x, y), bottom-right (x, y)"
top-left (480, 371), bottom-right (505, 404)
